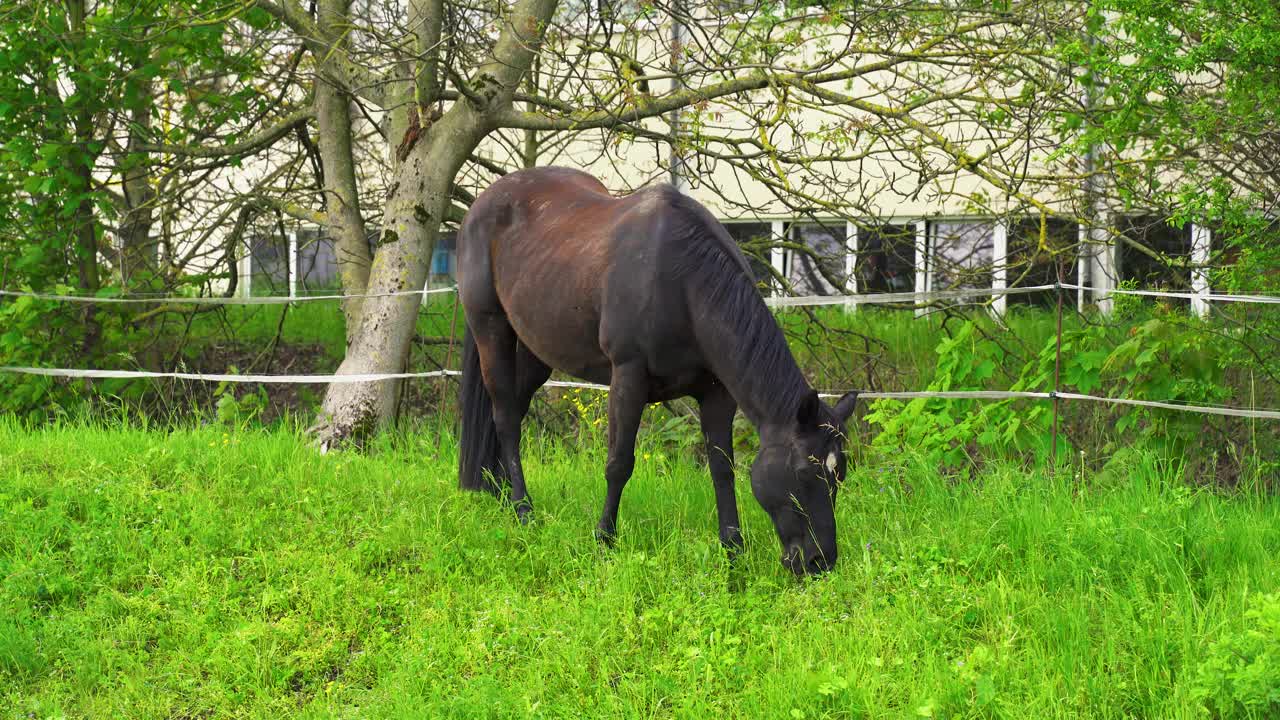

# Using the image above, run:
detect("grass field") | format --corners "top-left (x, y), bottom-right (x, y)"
top-left (201, 298), bottom-right (1068, 381)
top-left (3, 421), bottom-right (1279, 718)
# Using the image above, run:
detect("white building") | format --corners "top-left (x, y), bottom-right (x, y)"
top-left (234, 9), bottom-right (1219, 317)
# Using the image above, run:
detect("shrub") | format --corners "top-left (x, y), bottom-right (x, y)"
top-left (1192, 592), bottom-right (1280, 718)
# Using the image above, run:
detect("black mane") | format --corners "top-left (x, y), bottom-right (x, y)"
top-left (662, 193), bottom-right (811, 424)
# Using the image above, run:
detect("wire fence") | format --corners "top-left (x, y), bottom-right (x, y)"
top-left (2, 283), bottom-right (1278, 423)
top-left (7, 282), bottom-right (1278, 308)
top-left (0, 286), bottom-right (458, 305)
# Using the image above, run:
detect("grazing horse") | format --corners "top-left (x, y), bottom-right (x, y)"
top-left (456, 167), bottom-right (858, 575)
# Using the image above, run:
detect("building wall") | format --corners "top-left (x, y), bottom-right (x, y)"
top-left (230, 13), bottom-right (1220, 314)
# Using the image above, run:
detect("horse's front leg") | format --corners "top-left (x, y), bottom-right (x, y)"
top-left (595, 362), bottom-right (647, 546)
top-left (699, 383), bottom-right (743, 556)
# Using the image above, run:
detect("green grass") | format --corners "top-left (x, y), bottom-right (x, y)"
top-left (3, 421), bottom-right (1278, 718)
top-left (168, 294), bottom-right (462, 367)
top-left (189, 300), bottom-right (1067, 400)
top-left (775, 305), bottom-right (1068, 386)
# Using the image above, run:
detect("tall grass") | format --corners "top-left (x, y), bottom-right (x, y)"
top-left (173, 294), bottom-right (462, 364)
top-left (3, 420), bottom-right (1277, 717)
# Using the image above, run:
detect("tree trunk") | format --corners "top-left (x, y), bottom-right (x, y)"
top-left (310, 118), bottom-right (477, 448)
top-left (310, 0), bottom-right (560, 447)
top-left (315, 0), bottom-right (372, 341)
top-left (119, 73), bottom-right (157, 287)
top-left (66, 0), bottom-right (101, 352)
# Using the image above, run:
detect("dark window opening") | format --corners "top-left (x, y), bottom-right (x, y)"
top-left (1007, 218), bottom-right (1079, 307)
top-left (431, 231), bottom-right (458, 282)
top-left (930, 221), bottom-right (995, 291)
top-left (787, 221), bottom-right (848, 296)
top-left (248, 232), bottom-right (290, 296)
top-left (1117, 215), bottom-right (1192, 305)
top-left (855, 224), bottom-right (916, 294)
top-left (723, 222), bottom-right (776, 291)
top-left (297, 227), bottom-right (339, 294)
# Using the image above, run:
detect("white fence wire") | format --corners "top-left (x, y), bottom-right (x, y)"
top-left (1058, 283), bottom-right (1280, 305)
top-left (764, 284), bottom-right (1057, 307)
top-left (4, 364), bottom-right (1278, 420)
top-left (2, 283), bottom-right (1278, 421)
top-left (0, 286), bottom-right (458, 305)
top-left (7, 282), bottom-right (1277, 308)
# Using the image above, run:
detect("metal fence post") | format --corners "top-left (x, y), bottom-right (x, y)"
top-left (1190, 223), bottom-right (1211, 317)
top-left (914, 221), bottom-right (929, 318)
top-left (238, 240), bottom-right (252, 299)
top-left (845, 220), bottom-right (858, 313)
top-left (770, 220), bottom-right (786, 298)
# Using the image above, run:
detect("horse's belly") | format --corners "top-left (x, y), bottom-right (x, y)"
top-left (503, 299), bottom-right (611, 382)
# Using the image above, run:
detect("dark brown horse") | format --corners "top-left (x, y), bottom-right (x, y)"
top-left (456, 167), bottom-right (858, 575)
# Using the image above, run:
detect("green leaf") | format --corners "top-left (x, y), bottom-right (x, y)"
top-left (972, 359), bottom-right (996, 381)
top-left (976, 675), bottom-right (997, 705)
top-left (242, 6), bottom-right (274, 29)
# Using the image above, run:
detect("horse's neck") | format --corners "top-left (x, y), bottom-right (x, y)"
top-left (693, 291), bottom-right (808, 429)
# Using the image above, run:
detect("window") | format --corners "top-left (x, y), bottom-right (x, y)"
top-left (1007, 218), bottom-right (1078, 307)
top-left (249, 232), bottom-right (290, 296)
top-left (1117, 215), bottom-right (1191, 305)
top-left (855, 224), bottom-right (916, 294)
top-left (298, 227), bottom-right (339, 294)
top-left (722, 222), bottom-right (776, 290)
top-left (787, 221), bottom-right (848, 296)
top-left (930, 221), bottom-right (995, 291)
top-left (431, 231), bottom-right (458, 281)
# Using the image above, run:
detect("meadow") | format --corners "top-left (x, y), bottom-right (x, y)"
top-left (3, 420), bottom-right (1279, 718)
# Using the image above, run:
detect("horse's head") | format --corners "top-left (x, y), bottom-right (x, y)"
top-left (750, 390), bottom-right (859, 576)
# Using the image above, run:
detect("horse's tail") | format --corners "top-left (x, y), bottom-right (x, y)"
top-left (458, 328), bottom-right (504, 494)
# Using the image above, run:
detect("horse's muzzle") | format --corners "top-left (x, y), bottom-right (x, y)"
top-left (782, 543), bottom-right (836, 576)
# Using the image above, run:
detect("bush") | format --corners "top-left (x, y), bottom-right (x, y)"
top-left (1192, 592), bottom-right (1280, 718)
top-left (864, 304), bottom-right (1241, 474)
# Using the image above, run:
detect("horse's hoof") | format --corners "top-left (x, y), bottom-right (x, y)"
top-left (721, 530), bottom-right (745, 560)
top-left (594, 526), bottom-right (617, 547)
top-left (515, 504), bottom-right (533, 525)
top-left (723, 542), bottom-right (745, 563)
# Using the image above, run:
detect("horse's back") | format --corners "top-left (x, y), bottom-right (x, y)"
top-left (456, 167), bottom-right (749, 391)
top-left (457, 168), bottom-right (634, 380)
top-left (461, 167), bottom-right (612, 234)
top-left (458, 167), bottom-right (680, 305)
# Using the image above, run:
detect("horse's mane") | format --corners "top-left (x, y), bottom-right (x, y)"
top-left (660, 190), bottom-right (810, 422)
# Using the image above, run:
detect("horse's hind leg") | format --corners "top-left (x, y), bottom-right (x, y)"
top-left (470, 312), bottom-right (550, 521)
top-left (507, 341), bottom-right (550, 516)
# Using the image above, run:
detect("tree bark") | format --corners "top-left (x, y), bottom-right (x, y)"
top-left (66, 0), bottom-right (101, 351)
top-left (119, 71), bottom-right (157, 287)
top-left (315, 0), bottom-right (372, 340)
top-left (310, 123), bottom-right (473, 447)
top-left (311, 0), bottom-right (560, 447)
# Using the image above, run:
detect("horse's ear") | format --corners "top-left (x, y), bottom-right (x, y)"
top-left (796, 389), bottom-right (821, 427)
top-left (833, 391), bottom-right (859, 426)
